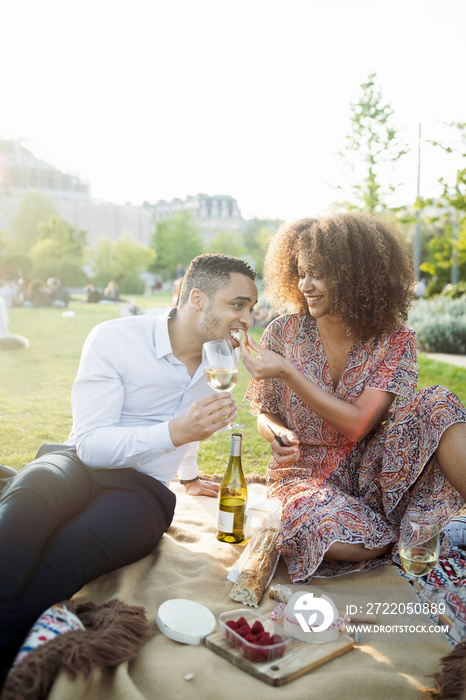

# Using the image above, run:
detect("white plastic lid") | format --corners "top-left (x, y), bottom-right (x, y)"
top-left (156, 599), bottom-right (217, 645)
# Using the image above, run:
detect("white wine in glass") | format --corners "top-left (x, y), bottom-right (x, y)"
top-left (202, 339), bottom-right (246, 432)
top-left (398, 546), bottom-right (439, 578)
top-left (204, 367), bottom-right (239, 392)
top-left (398, 517), bottom-right (439, 621)
top-left (399, 519), bottom-right (439, 578)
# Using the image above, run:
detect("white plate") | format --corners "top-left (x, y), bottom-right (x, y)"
top-left (156, 599), bottom-right (217, 645)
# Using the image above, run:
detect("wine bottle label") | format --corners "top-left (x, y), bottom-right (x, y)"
top-left (217, 509), bottom-right (234, 533)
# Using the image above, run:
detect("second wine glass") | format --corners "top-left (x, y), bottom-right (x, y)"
top-left (398, 516), bottom-right (440, 621)
top-left (202, 339), bottom-right (246, 432)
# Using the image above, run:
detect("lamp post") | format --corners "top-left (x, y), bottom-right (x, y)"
top-left (451, 187), bottom-right (459, 285)
top-left (413, 123), bottom-right (422, 281)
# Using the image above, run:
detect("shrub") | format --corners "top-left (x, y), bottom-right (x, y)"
top-left (0, 252), bottom-right (32, 279)
top-left (118, 274), bottom-right (145, 295)
top-left (425, 279), bottom-right (444, 298)
top-left (442, 282), bottom-right (466, 299)
top-left (57, 259), bottom-right (89, 286)
top-left (409, 297), bottom-right (466, 353)
top-left (31, 258), bottom-right (89, 287)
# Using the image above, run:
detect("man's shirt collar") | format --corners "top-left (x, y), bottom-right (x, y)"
top-left (154, 308), bottom-right (177, 360)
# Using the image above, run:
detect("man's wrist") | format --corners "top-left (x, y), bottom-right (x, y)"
top-left (179, 476), bottom-right (200, 485)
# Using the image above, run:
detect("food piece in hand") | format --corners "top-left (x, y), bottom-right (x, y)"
top-left (229, 328), bottom-right (248, 345)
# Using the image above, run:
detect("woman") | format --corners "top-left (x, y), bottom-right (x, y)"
top-left (242, 212), bottom-right (466, 584)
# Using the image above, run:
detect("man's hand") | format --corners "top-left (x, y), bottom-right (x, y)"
top-left (169, 392), bottom-right (237, 447)
top-left (184, 479), bottom-right (219, 498)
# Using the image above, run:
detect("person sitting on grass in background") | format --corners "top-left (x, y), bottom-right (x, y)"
top-left (103, 280), bottom-right (125, 302)
top-left (46, 277), bottom-right (71, 308)
top-left (84, 283), bottom-right (104, 303)
top-left (0, 297), bottom-right (29, 351)
top-left (0, 253), bottom-right (258, 689)
top-left (241, 212), bottom-right (466, 585)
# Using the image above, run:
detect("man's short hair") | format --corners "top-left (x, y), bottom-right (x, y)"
top-left (178, 254), bottom-right (256, 307)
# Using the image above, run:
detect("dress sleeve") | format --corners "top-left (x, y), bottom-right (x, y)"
top-left (365, 327), bottom-right (418, 403)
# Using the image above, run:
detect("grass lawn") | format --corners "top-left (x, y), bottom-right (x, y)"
top-left (2, 295), bottom-right (465, 475)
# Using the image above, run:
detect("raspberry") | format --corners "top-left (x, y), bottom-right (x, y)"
top-left (251, 620), bottom-right (264, 635)
top-left (244, 646), bottom-right (267, 662)
top-left (257, 632), bottom-right (271, 645)
top-left (270, 634), bottom-right (283, 645)
top-left (236, 624), bottom-right (251, 638)
top-left (244, 634), bottom-right (257, 643)
top-left (226, 620), bottom-right (238, 630)
top-left (236, 617), bottom-right (248, 627)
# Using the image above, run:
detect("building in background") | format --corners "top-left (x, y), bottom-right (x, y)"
top-left (144, 193), bottom-right (245, 244)
top-left (0, 140), bottom-right (245, 246)
top-left (0, 140), bottom-right (152, 246)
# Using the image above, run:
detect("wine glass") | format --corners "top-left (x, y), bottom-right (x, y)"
top-left (398, 516), bottom-right (440, 621)
top-left (202, 339), bottom-right (246, 432)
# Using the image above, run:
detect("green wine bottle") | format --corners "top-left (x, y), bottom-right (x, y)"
top-left (217, 433), bottom-right (247, 543)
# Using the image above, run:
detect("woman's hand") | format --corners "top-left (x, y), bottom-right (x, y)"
top-left (240, 336), bottom-right (289, 380)
top-left (270, 429), bottom-right (300, 466)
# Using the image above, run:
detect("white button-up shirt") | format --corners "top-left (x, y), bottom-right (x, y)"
top-left (65, 309), bottom-right (214, 485)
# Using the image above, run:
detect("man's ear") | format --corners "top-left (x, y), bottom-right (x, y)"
top-left (189, 288), bottom-right (206, 310)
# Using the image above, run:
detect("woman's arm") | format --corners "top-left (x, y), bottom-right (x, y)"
top-left (242, 337), bottom-right (395, 443)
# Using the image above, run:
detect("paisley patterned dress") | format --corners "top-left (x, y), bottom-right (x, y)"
top-left (246, 314), bottom-right (466, 583)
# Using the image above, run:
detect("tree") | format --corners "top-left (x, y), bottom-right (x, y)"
top-left (337, 73), bottom-right (408, 213)
top-left (9, 192), bottom-right (57, 253)
top-left (87, 232), bottom-right (155, 291)
top-left (429, 122), bottom-right (466, 213)
top-left (206, 231), bottom-right (247, 259)
top-left (29, 215), bottom-right (88, 285)
top-left (420, 222), bottom-right (466, 287)
top-left (417, 122), bottom-right (466, 285)
top-left (243, 219), bottom-right (282, 276)
top-left (150, 211), bottom-right (203, 280)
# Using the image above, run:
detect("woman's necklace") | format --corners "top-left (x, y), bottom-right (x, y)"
top-left (316, 320), bottom-right (353, 370)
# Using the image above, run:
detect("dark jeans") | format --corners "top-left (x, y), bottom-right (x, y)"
top-left (0, 445), bottom-right (176, 666)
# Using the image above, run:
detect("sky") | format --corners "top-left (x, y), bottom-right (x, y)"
top-left (2, 0), bottom-right (465, 222)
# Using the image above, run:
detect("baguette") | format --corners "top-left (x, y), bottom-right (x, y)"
top-left (229, 527), bottom-right (279, 607)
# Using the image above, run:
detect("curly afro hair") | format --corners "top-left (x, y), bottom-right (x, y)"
top-left (263, 211), bottom-right (415, 341)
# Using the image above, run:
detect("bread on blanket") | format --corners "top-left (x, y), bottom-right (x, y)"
top-left (229, 527), bottom-right (279, 607)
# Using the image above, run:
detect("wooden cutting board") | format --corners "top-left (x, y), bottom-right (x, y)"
top-left (205, 629), bottom-right (354, 686)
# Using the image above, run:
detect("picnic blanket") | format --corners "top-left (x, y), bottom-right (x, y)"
top-left (7, 483), bottom-right (466, 699)
top-left (412, 548), bottom-right (466, 647)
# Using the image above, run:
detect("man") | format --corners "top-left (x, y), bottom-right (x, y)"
top-left (0, 253), bottom-right (258, 682)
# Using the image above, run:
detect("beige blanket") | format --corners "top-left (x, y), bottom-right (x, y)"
top-left (46, 483), bottom-right (452, 700)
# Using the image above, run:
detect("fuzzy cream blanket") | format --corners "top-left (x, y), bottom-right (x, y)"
top-left (40, 483), bottom-right (457, 700)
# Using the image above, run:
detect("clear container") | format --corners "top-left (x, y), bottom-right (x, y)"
top-left (218, 609), bottom-right (291, 662)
